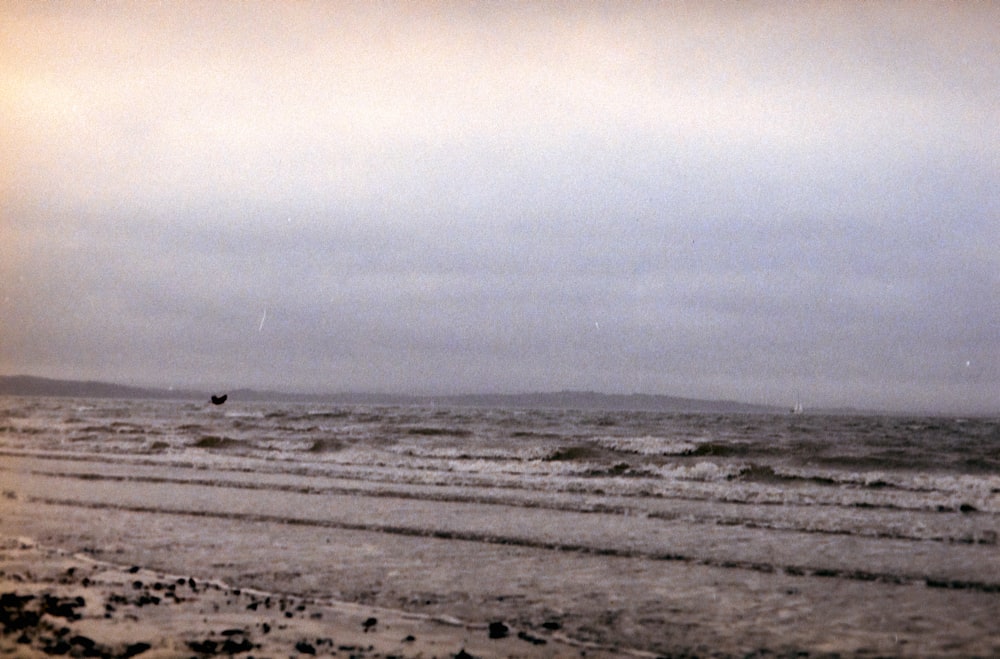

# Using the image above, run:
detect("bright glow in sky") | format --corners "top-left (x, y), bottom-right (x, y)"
top-left (2, 2), bottom-right (998, 413)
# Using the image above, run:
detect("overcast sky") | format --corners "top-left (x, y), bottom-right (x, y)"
top-left (2, 2), bottom-right (998, 414)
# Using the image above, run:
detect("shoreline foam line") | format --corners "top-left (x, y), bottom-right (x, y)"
top-left (25, 496), bottom-right (1000, 594)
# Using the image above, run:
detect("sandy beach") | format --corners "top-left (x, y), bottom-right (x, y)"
top-left (1, 533), bottom-right (604, 659)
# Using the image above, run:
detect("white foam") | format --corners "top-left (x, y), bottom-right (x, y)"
top-left (595, 435), bottom-right (698, 456)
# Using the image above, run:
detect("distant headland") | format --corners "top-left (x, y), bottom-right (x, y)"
top-left (0, 374), bottom-right (782, 414)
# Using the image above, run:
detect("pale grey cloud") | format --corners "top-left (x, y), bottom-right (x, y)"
top-left (2, 2), bottom-right (998, 413)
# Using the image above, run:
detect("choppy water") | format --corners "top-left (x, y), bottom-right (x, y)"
top-left (2, 396), bottom-right (1000, 655)
top-left (3, 397), bottom-right (998, 514)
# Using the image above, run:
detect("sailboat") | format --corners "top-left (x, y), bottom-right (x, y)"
top-left (790, 395), bottom-right (803, 414)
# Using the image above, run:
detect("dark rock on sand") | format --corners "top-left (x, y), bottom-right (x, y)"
top-left (221, 636), bottom-right (254, 654)
top-left (488, 621), bottom-right (509, 639)
top-left (518, 630), bottom-right (547, 645)
top-left (122, 641), bottom-right (152, 657)
top-left (42, 637), bottom-right (72, 655)
top-left (187, 638), bottom-right (218, 654)
top-left (41, 594), bottom-right (85, 620)
top-left (295, 640), bottom-right (316, 654)
top-left (1, 592), bottom-right (40, 632)
top-left (136, 594), bottom-right (161, 607)
top-left (363, 616), bottom-right (377, 632)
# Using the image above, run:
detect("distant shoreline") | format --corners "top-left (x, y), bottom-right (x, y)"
top-left (0, 374), bottom-right (785, 414)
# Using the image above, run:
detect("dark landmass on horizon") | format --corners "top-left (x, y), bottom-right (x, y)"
top-left (0, 374), bottom-right (801, 414)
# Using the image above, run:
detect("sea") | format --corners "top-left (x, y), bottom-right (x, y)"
top-left (2, 396), bottom-right (999, 656)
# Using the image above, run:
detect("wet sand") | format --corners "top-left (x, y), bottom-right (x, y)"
top-left (0, 535), bottom-right (601, 658)
top-left (2, 454), bottom-right (1000, 657)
